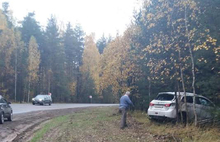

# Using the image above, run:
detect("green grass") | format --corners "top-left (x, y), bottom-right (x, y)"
top-left (31, 115), bottom-right (70, 142)
top-left (31, 107), bottom-right (220, 142)
top-left (132, 110), bottom-right (220, 142)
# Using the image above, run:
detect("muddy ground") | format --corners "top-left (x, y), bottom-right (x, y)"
top-left (0, 108), bottom-right (85, 142)
top-left (0, 108), bottom-right (169, 142)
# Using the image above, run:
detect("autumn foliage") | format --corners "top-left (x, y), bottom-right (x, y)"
top-left (0, 0), bottom-right (219, 110)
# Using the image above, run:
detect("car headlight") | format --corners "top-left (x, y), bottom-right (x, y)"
top-left (32, 98), bottom-right (35, 101)
top-left (39, 99), bottom-right (42, 101)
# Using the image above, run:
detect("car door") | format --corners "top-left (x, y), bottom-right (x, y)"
top-left (45, 96), bottom-right (49, 103)
top-left (181, 96), bottom-right (194, 120)
top-left (196, 97), bottom-right (214, 120)
top-left (0, 98), bottom-right (10, 115)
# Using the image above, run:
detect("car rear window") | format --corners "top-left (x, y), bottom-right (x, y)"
top-left (155, 94), bottom-right (174, 101)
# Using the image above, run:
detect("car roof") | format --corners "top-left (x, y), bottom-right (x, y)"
top-left (37, 94), bottom-right (50, 96)
top-left (158, 92), bottom-right (204, 97)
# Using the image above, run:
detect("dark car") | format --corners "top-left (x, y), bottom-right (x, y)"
top-left (32, 94), bottom-right (52, 105)
top-left (0, 95), bottom-right (13, 124)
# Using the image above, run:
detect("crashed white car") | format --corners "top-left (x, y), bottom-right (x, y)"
top-left (147, 92), bottom-right (215, 121)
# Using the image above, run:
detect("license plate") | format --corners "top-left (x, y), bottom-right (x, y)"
top-left (155, 106), bottom-right (163, 108)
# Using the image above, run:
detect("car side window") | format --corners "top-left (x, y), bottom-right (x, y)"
top-left (0, 98), bottom-right (4, 103)
top-left (181, 96), bottom-right (193, 103)
top-left (2, 99), bottom-right (7, 103)
top-left (196, 97), bottom-right (213, 106)
top-left (0, 98), bottom-right (7, 104)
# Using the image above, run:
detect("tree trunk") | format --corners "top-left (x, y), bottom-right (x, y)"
top-left (14, 45), bottom-right (18, 102)
top-left (184, 2), bottom-right (197, 126)
top-left (177, 82), bottom-right (183, 123)
top-left (28, 76), bottom-right (30, 103)
top-left (148, 77), bottom-right (151, 106)
top-left (179, 49), bottom-right (189, 124)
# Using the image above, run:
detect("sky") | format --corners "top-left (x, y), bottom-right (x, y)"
top-left (3, 0), bottom-right (142, 40)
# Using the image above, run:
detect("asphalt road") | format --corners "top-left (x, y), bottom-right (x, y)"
top-left (11, 103), bottom-right (118, 114)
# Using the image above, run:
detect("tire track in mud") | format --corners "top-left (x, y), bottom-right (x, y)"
top-left (0, 108), bottom-right (84, 142)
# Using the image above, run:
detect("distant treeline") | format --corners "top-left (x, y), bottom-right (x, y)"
top-left (0, 0), bottom-right (219, 108)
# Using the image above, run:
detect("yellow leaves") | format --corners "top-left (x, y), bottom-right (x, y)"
top-left (69, 81), bottom-right (76, 95)
top-left (197, 58), bottom-right (207, 63)
top-left (189, 1), bottom-right (197, 10)
top-left (147, 23), bottom-right (155, 29)
top-left (0, 21), bottom-right (16, 72)
top-left (0, 10), bottom-right (7, 30)
top-left (205, 29), bottom-right (210, 33)
top-left (213, 46), bottom-right (220, 62)
top-left (177, 18), bottom-right (184, 23)
top-left (206, 35), bottom-right (217, 44)
top-left (28, 36), bottom-right (40, 82)
top-left (146, 13), bottom-right (154, 21)
top-left (214, 46), bottom-right (220, 54)
top-left (194, 34), bottom-right (217, 51)
top-left (81, 34), bottom-right (101, 94)
top-left (99, 29), bottom-right (139, 97)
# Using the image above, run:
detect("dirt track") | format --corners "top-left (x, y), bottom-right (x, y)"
top-left (0, 108), bottom-right (85, 142)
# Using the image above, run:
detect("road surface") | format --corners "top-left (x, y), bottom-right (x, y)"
top-left (11, 103), bottom-right (119, 114)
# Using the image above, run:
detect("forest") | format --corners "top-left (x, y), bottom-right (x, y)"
top-left (0, 0), bottom-right (219, 110)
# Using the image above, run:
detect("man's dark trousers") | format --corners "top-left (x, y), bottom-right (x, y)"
top-left (119, 107), bottom-right (127, 129)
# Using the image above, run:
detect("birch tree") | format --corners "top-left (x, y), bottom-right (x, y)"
top-left (28, 36), bottom-right (40, 102)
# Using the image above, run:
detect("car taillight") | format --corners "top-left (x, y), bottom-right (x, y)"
top-left (149, 102), bottom-right (154, 106)
top-left (164, 104), bottom-right (171, 107)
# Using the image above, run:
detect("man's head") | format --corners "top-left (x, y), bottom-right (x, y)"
top-left (125, 91), bottom-right (131, 96)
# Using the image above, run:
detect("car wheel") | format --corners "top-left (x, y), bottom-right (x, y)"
top-left (8, 111), bottom-right (13, 121)
top-left (49, 102), bottom-right (51, 106)
top-left (0, 112), bottom-right (4, 124)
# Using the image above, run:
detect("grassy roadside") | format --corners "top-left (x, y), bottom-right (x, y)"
top-left (31, 107), bottom-right (220, 142)
top-left (132, 111), bottom-right (220, 142)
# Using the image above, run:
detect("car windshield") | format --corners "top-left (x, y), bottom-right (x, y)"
top-left (0, 99), bottom-right (6, 103)
top-left (155, 94), bottom-right (174, 101)
top-left (35, 95), bottom-right (45, 99)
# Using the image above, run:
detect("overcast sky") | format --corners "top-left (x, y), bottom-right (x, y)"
top-left (3, 0), bottom-right (142, 40)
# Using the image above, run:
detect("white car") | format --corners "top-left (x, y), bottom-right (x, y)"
top-left (147, 92), bottom-right (215, 121)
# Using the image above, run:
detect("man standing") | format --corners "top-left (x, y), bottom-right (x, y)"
top-left (119, 91), bottom-right (134, 129)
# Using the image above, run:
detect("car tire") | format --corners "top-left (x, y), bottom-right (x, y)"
top-left (8, 111), bottom-right (13, 121)
top-left (32, 102), bottom-right (35, 105)
top-left (0, 112), bottom-right (4, 124)
top-left (49, 102), bottom-right (51, 106)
